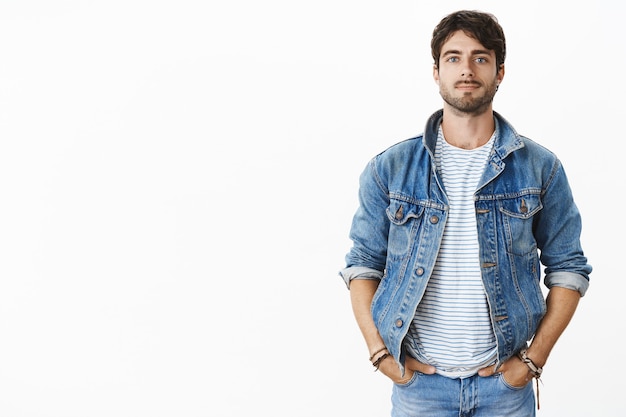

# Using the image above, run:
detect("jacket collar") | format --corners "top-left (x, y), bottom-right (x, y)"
top-left (423, 109), bottom-right (525, 161)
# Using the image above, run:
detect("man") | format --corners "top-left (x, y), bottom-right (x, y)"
top-left (340, 10), bottom-right (591, 416)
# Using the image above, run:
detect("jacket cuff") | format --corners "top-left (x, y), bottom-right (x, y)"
top-left (544, 271), bottom-right (589, 297)
top-left (339, 266), bottom-right (383, 289)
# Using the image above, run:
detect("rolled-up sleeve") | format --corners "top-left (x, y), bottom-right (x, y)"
top-left (339, 266), bottom-right (383, 289)
top-left (340, 157), bottom-right (390, 290)
top-left (544, 271), bottom-right (590, 297)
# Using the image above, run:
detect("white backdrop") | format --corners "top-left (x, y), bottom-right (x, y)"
top-left (0, 1), bottom-right (622, 416)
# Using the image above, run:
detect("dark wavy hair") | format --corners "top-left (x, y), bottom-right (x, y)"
top-left (431, 10), bottom-right (506, 69)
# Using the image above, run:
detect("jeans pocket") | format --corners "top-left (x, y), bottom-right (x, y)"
top-left (394, 371), bottom-right (420, 387)
top-left (497, 373), bottom-right (528, 391)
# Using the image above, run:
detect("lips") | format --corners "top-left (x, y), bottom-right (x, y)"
top-left (456, 81), bottom-right (481, 88)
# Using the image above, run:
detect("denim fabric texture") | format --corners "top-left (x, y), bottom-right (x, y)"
top-left (391, 372), bottom-right (535, 416)
top-left (340, 109), bottom-right (592, 375)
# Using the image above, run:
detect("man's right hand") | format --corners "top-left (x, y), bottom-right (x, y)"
top-left (378, 354), bottom-right (436, 384)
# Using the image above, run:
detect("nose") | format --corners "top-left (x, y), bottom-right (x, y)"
top-left (461, 62), bottom-right (475, 77)
top-left (461, 67), bottom-right (474, 77)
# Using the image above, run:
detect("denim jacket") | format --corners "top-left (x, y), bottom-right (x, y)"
top-left (341, 110), bottom-right (591, 374)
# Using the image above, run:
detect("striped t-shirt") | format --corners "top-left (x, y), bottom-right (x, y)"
top-left (404, 126), bottom-right (497, 378)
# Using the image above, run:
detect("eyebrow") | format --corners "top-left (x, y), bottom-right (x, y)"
top-left (441, 49), bottom-right (492, 57)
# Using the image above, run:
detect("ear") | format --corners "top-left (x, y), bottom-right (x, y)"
top-left (433, 64), bottom-right (440, 84)
top-left (497, 63), bottom-right (505, 84)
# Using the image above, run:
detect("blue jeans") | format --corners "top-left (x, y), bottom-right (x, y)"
top-left (391, 372), bottom-right (535, 417)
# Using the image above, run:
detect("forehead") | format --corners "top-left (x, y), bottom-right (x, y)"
top-left (441, 30), bottom-right (494, 55)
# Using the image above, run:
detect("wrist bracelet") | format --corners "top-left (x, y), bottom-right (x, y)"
top-left (369, 347), bottom-right (388, 362)
top-left (372, 352), bottom-right (390, 371)
top-left (518, 348), bottom-right (543, 378)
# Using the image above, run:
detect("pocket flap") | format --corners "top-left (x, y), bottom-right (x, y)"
top-left (499, 194), bottom-right (542, 219)
top-left (386, 199), bottom-right (425, 225)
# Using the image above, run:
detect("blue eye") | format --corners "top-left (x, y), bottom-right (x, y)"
top-left (447, 57), bottom-right (459, 63)
top-left (476, 57), bottom-right (487, 63)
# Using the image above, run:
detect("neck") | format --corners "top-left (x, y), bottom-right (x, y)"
top-left (441, 106), bottom-right (495, 149)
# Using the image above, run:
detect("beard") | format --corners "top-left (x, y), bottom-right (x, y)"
top-left (439, 77), bottom-right (499, 116)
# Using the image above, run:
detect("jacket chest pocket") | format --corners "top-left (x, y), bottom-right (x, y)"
top-left (385, 199), bottom-right (425, 260)
top-left (498, 194), bottom-right (542, 256)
